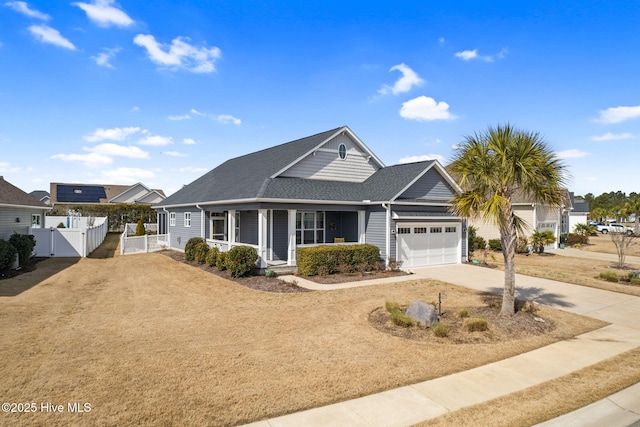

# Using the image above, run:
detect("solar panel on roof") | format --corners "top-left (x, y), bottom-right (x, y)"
top-left (57, 185), bottom-right (107, 203)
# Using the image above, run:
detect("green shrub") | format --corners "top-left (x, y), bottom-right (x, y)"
top-left (296, 244), bottom-right (380, 276)
top-left (135, 218), bottom-right (145, 236)
top-left (432, 322), bottom-right (449, 337)
top-left (566, 233), bottom-right (588, 246)
top-left (390, 309), bottom-right (413, 327)
top-left (216, 251), bottom-right (227, 270)
top-left (9, 233), bottom-right (36, 267)
top-left (488, 239), bottom-right (502, 251)
top-left (225, 246), bottom-right (258, 278)
top-left (631, 278), bottom-right (640, 286)
top-left (57, 222), bottom-right (66, 228)
top-left (463, 317), bottom-right (488, 332)
top-left (265, 269), bottom-right (276, 278)
top-left (194, 241), bottom-right (210, 264)
top-left (205, 247), bottom-right (219, 267)
top-left (456, 308), bottom-right (469, 318)
top-left (184, 237), bottom-right (205, 261)
top-left (0, 239), bottom-right (18, 270)
top-left (599, 271), bottom-right (619, 282)
top-left (385, 300), bottom-right (400, 313)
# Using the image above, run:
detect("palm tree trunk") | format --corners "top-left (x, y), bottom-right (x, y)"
top-left (500, 212), bottom-right (517, 316)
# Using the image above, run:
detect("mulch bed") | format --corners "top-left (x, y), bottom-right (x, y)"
top-left (0, 258), bottom-right (47, 281)
top-left (305, 269), bottom-right (409, 284)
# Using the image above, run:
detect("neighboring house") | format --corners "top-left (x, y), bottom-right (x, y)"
top-left (567, 192), bottom-right (589, 233)
top-left (50, 182), bottom-right (166, 206)
top-left (469, 189), bottom-right (573, 250)
top-left (0, 176), bottom-right (49, 240)
top-left (155, 126), bottom-right (466, 269)
top-left (29, 190), bottom-right (50, 205)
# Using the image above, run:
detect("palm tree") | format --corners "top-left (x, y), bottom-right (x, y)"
top-left (623, 195), bottom-right (640, 235)
top-left (449, 124), bottom-right (567, 316)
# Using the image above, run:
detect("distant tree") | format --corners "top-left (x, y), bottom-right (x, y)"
top-left (622, 195), bottom-right (640, 235)
top-left (449, 124), bottom-right (567, 316)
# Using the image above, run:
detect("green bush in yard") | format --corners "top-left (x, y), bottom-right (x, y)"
top-left (205, 247), bottom-right (219, 267)
top-left (216, 251), bottom-right (227, 271)
top-left (135, 217), bottom-right (145, 236)
top-left (194, 242), bottom-right (211, 264)
top-left (488, 239), bottom-right (502, 251)
top-left (9, 233), bottom-right (36, 267)
top-left (297, 244), bottom-right (380, 276)
top-left (0, 239), bottom-right (18, 270)
top-left (463, 317), bottom-right (489, 332)
top-left (599, 271), bottom-right (619, 282)
top-left (184, 237), bottom-right (205, 261)
top-left (432, 322), bottom-right (449, 337)
top-left (390, 309), bottom-right (414, 327)
top-left (225, 246), bottom-right (259, 278)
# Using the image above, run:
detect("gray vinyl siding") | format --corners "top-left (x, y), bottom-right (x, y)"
top-left (399, 168), bottom-right (456, 199)
top-left (239, 210), bottom-right (258, 245)
top-left (325, 211), bottom-right (359, 242)
top-left (271, 210), bottom-right (288, 261)
top-left (365, 209), bottom-right (387, 259)
top-left (168, 207), bottom-right (202, 250)
top-left (1, 207), bottom-right (44, 240)
top-left (281, 134), bottom-right (379, 183)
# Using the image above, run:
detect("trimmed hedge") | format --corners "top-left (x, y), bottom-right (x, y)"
top-left (9, 233), bottom-right (36, 267)
top-left (225, 246), bottom-right (258, 278)
top-left (297, 244), bottom-right (381, 276)
top-left (205, 247), bottom-right (219, 267)
top-left (488, 239), bottom-right (502, 251)
top-left (184, 237), bottom-right (205, 261)
top-left (0, 239), bottom-right (18, 270)
top-left (194, 241), bottom-right (211, 264)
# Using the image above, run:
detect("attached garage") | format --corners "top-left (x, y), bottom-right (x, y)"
top-left (396, 222), bottom-right (461, 268)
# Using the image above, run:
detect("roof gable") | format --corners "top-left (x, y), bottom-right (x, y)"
top-left (109, 183), bottom-right (151, 203)
top-left (395, 162), bottom-right (460, 201)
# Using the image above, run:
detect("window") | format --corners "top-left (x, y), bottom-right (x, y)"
top-left (396, 227), bottom-right (411, 234)
top-left (169, 212), bottom-right (176, 227)
top-left (184, 212), bottom-right (191, 227)
top-left (211, 212), bottom-right (226, 240)
top-left (296, 211), bottom-right (325, 244)
top-left (414, 227), bottom-right (427, 234)
top-left (430, 227), bottom-right (442, 233)
top-left (445, 226), bottom-right (457, 233)
top-left (338, 143), bottom-right (347, 160)
top-left (31, 214), bottom-right (41, 227)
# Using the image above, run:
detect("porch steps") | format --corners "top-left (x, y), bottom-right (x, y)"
top-left (265, 264), bottom-right (298, 276)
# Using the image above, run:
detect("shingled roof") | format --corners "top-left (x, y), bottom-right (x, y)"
top-left (0, 177), bottom-right (48, 208)
top-left (157, 127), bottom-right (447, 207)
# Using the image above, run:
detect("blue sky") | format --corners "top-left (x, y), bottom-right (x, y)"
top-left (1, 1), bottom-right (639, 198)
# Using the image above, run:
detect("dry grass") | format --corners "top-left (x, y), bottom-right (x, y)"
top-left (416, 346), bottom-right (640, 427)
top-left (0, 247), bottom-right (605, 426)
top-left (579, 232), bottom-right (640, 257)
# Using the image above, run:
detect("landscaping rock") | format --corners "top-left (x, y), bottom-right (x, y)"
top-left (406, 300), bottom-right (438, 327)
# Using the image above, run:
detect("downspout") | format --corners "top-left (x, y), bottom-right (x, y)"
top-left (382, 202), bottom-right (391, 267)
top-left (162, 207), bottom-right (168, 235)
top-left (196, 204), bottom-right (205, 240)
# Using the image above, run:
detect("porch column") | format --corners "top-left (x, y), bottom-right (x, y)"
top-left (257, 209), bottom-right (268, 268)
top-left (358, 210), bottom-right (366, 243)
top-left (287, 209), bottom-right (297, 266)
top-left (228, 210), bottom-right (236, 246)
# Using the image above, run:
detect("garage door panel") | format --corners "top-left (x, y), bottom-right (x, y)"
top-left (396, 222), bottom-right (461, 268)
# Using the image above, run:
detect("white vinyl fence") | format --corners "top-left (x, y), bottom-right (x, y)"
top-left (30, 217), bottom-right (108, 257)
top-left (124, 222), bottom-right (158, 235)
top-left (120, 232), bottom-right (170, 255)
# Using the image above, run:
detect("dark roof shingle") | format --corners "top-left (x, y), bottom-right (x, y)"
top-left (0, 177), bottom-right (48, 208)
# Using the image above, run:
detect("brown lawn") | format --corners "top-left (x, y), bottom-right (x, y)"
top-left (0, 240), bottom-right (606, 426)
top-left (579, 232), bottom-right (640, 257)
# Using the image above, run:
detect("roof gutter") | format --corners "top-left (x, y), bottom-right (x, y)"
top-left (0, 203), bottom-right (51, 210)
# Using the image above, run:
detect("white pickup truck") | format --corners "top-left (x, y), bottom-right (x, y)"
top-left (597, 223), bottom-right (632, 234)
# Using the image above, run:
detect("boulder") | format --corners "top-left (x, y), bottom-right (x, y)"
top-left (406, 300), bottom-right (438, 327)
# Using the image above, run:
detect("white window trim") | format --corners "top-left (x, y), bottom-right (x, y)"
top-left (184, 212), bottom-right (191, 228)
top-left (31, 214), bottom-right (41, 227)
top-left (296, 211), bottom-right (325, 245)
top-left (210, 212), bottom-right (227, 240)
top-left (169, 212), bottom-right (176, 227)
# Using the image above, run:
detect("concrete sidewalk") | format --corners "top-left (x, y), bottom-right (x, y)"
top-left (245, 264), bottom-right (640, 427)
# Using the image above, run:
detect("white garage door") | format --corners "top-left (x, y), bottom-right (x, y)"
top-left (396, 222), bottom-right (461, 268)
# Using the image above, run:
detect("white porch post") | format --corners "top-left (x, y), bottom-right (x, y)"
top-left (258, 209), bottom-right (268, 268)
top-left (358, 210), bottom-right (366, 244)
top-left (287, 209), bottom-right (297, 266)
top-left (228, 210), bottom-right (236, 247)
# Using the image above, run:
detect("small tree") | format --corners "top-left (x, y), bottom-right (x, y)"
top-left (135, 217), bottom-right (145, 236)
top-left (530, 230), bottom-right (556, 253)
top-left (573, 223), bottom-right (595, 240)
top-left (610, 231), bottom-right (637, 268)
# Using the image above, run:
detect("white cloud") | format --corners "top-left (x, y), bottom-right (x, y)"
top-left (595, 106), bottom-right (640, 124)
top-left (91, 47), bottom-right (121, 68)
top-left (190, 108), bottom-right (205, 116)
top-left (5, 1), bottom-right (50, 20)
top-left (0, 161), bottom-right (21, 173)
top-left (399, 154), bottom-right (446, 164)
top-left (455, 49), bottom-right (478, 60)
top-left (138, 135), bottom-right (173, 146)
top-left (554, 149), bottom-right (590, 159)
top-left (131, 106), bottom-right (140, 112)
top-left (51, 152), bottom-right (112, 167)
top-left (83, 126), bottom-right (142, 142)
top-left (378, 63), bottom-right (424, 95)
top-left (215, 114), bottom-right (241, 125)
top-left (399, 96), bottom-right (456, 121)
top-left (182, 138), bottom-right (196, 145)
top-left (73, 0), bottom-right (134, 27)
top-left (89, 143), bottom-right (149, 159)
top-left (454, 48), bottom-right (507, 62)
top-left (163, 151), bottom-right (187, 157)
top-left (438, 37), bottom-right (445, 46)
top-left (28, 24), bottom-right (75, 50)
top-left (100, 167), bottom-right (155, 184)
top-left (168, 114), bottom-right (191, 121)
top-left (133, 34), bottom-right (221, 73)
top-left (590, 132), bottom-right (634, 141)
